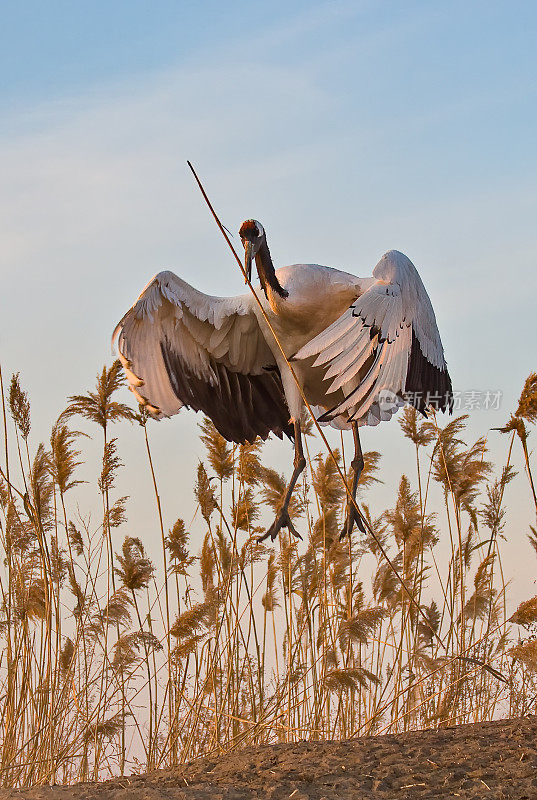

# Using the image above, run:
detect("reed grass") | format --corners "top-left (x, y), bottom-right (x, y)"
top-left (0, 361), bottom-right (536, 787)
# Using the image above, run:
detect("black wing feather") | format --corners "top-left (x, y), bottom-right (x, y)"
top-left (160, 339), bottom-right (293, 444)
top-left (405, 329), bottom-right (453, 415)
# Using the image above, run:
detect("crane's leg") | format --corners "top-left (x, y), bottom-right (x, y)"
top-left (258, 419), bottom-right (305, 542)
top-left (339, 422), bottom-right (366, 540)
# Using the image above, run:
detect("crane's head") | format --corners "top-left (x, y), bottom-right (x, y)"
top-left (239, 219), bottom-right (265, 282)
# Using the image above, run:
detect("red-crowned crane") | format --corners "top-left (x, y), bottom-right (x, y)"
top-left (114, 219), bottom-right (452, 541)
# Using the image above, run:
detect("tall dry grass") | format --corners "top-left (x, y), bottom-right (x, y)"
top-left (1, 363), bottom-right (537, 787)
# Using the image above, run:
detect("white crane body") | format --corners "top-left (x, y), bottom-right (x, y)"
top-left (115, 220), bottom-right (452, 540)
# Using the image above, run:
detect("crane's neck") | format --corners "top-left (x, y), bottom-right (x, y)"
top-left (255, 239), bottom-right (288, 307)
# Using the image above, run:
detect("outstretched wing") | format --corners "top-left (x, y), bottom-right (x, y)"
top-left (114, 270), bottom-right (292, 443)
top-left (295, 250), bottom-right (452, 426)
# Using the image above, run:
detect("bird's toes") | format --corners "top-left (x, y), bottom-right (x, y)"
top-left (339, 519), bottom-right (353, 541)
top-left (356, 510), bottom-right (366, 533)
top-left (257, 509), bottom-right (302, 544)
top-left (256, 518), bottom-right (281, 544)
top-left (256, 527), bottom-right (274, 544)
top-left (284, 513), bottom-right (302, 541)
top-left (339, 505), bottom-right (365, 541)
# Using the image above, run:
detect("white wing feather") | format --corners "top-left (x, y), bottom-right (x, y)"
top-left (114, 270), bottom-right (275, 418)
top-left (295, 250), bottom-right (448, 426)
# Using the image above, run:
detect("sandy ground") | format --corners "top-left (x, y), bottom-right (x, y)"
top-left (4, 716), bottom-right (537, 800)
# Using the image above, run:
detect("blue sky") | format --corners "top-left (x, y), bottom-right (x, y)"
top-left (1, 0), bottom-right (536, 597)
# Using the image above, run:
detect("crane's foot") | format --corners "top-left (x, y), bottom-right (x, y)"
top-left (258, 508), bottom-right (302, 543)
top-left (339, 504), bottom-right (366, 540)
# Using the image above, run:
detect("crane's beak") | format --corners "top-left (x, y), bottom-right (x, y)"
top-left (243, 239), bottom-right (254, 283)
